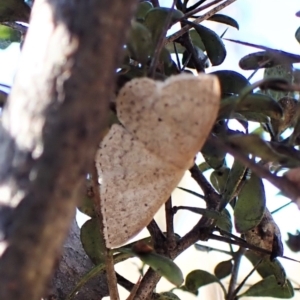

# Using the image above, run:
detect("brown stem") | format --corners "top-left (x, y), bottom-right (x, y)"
top-left (166, 0), bottom-right (237, 44)
top-left (226, 248), bottom-right (245, 300)
top-left (135, 268), bottom-right (161, 300)
top-left (165, 197), bottom-right (176, 251)
top-left (210, 135), bottom-right (300, 204)
top-left (0, 0), bottom-right (137, 299)
top-left (185, 0), bottom-right (224, 17)
top-left (147, 219), bottom-right (166, 252)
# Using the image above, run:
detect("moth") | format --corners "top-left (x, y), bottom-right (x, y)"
top-left (96, 73), bottom-right (220, 248)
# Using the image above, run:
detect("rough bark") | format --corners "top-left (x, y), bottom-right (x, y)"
top-left (47, 220), bottom-right (108, 300)
top-left (0, 0), bottom-right (137, 299)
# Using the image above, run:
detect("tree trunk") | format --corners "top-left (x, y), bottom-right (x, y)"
top-left (0, 0), bottom-right (137, 299)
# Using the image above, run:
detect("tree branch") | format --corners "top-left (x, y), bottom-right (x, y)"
top-left (0, 0), bottom-right (138, 299)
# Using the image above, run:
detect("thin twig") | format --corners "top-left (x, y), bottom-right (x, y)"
top-left (165, 197), bottom-right (176, 251)
top-left (194, 243), bottom-right (232, 255)
top-left (232, 258), bottom-right (263, 298)
top-left (227, 248), bottom-right (245, 300)
top-left (177, 32), bottom-right (205, 72)
top-left (150, 0), bottom-right (160, 7)
top-left (134, 268), bottom-right (161, 300)
top-left (116, 273), bottom-right (135, 292)
top-left (166, 0), bottom-right (237, 44)
top-left (209, 135), bottom-right (300, 204)
top-left (189, 164), bottom-right (221, 209)
top-left (185, 0), bottom-right (224, 17)
top-left (91, 166), bottom-right (120, 300)
top-left (149, 0), bottom-right (176, 76)
top-left (147, 219), bottom-right (166, 251)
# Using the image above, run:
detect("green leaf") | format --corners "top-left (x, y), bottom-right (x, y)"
top-left (211, 70), bottom-right (249, 95)
top-left (185, 270), bottom-right (223, 295)
top-left (202, 140), bottom-right (226, 169)
top-left (239, 276), bottom-right (294, 298)
top-left (165, 30), bottom-right (205, 55)
top-left (210, 167), bottom-right (230, 193)
top-left (208, 14), bottom-right (239, 30)
top-left (0, 0), bottom-right (31, 22)
top-left (135, 1), bottom-right (153, 20)
top-left (222, 160), bottom-right (247, 204)
top-left (136, 252), bottom-right (183, 286)
top-left (0, 25), bottom-right (21, 49)
top-left (80, 219), bottom-right (106, 265)
top-left (295, 26), bottom-right (300, 44)
top-left (189, 29), bottom-right (206, 51)
top-left (214, 259), bottom-right (232, 279)
top-left (66, 252), bottom-right (133, 300)
top-left (77, 196), bottom-right (96, 218)
top-left (158, 292), bottom-right (181, 300)
top-left (127, 21), bottom-right (153, 64)
top-left (226, 134), bottom-right (300, 167)
top-left (263, 64), bottom-right (294, 101)
top-left (191, 24), bottom-right (226, 66)
top-left (234, 173), bottom-right (266, 233)
top-left (144, 7), bottom-right (183, 45)
top-left (244, 251), bottom-right (286, 285)
top-left (239, 51), bottom-right (300, 70)
top-left (219, 94), bottom-right (283, 121)
top-left (216, 208), bottom-right (232, 232)
top-left (198, 161), bottom-right (211, 172)
top-left (182, 46), bottom-right (208, 69)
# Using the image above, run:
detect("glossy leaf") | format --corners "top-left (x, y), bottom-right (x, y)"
top-left (239, 276), bottom-right (294, 298)
top-left (239, 51), bottom-right (300, 70)
top-left (192, 24), bottom-right (226, 66)
top-left (208, 14), bottom-right (239, 30)
top-left (219, 94), bottom-right (283, 121)
top-left (202, 140), bottom-right (226, 169)
top-left (189, 29), bottom-right (206, 50)
top-left (182, 46), bottom-right (208, 69)
top-left (295, 26), bottom-right (300, 44)
top-left (245, 251), bottom-right (286, 285)
top-left (144, 7), bottom-right (183, 45)
top-left (234, 173), bottom-right (266, 233)
top-left (0, 25), bottom-right (21, 49)
top-left (216, 209), bottom-right (232, 232)
top-left (137, 251), bottom-right (183, 286)
top-left (222, 160), bottom-right (247, 204)
top-left (127, 21), bottom-right (153, 64)
top-left (135, 1), bottom-right (153, 20)
top-left (185, 270), bottom-right (221, 295)
top-left (198, 161), bottom-right (211, 172)
top-left (80, 219), bottom-right (106, 265)
top-left (168, 30), bottom-right (207, 67)
top-left (214, 259), bottom-right (232, 279)
top-left (211, 70), bottom-right (249, 95)
top-left (210, 167), bottom-right (230, 193)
